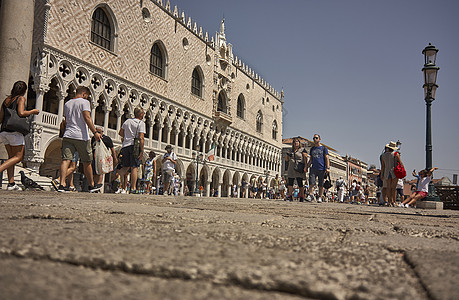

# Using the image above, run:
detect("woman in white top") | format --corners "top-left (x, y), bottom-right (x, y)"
top-left (0, 81), bottom-right (39, 190)
top-left (400, 167), bottom-right (437, 208)
top-left (380, 141), bottom-right (403, 207)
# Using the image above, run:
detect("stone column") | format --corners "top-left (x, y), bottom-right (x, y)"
top-left (90, 106), bottom-right (96, 121)
top-left (0, 0), bottom-right (34, 100)
top-left (188, 134), bottom-right (194, 150)
top-left (115, 111), bottom-right (122, 140)
top-left (166, 126), bottom-right (171, 145)
top-left (206, 182), bottom-right (211, 197)
top-left (158, 125), bottom-right (163, 144)
top-left (103, 107), bottom-right (109, 131)
top-left (33, 85), bottom-right (48, 124)
top-left (217, 182), bottom-right (221, 198)
top-left (227, 184), bottom-right (232, 198)
top-left (57, 92), bottom-right (66, 125)
top-left (148, 122), bottom-right (153, 141)
top-left (181, 131), bottom-right (186, 150)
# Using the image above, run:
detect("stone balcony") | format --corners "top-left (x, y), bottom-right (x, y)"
top-left (213, 110), bottom-right (232, 126)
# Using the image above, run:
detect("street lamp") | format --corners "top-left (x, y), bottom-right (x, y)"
top-left (192, 151), bottom-right (204, 196)
top-left (422, 43), bottom-right (440, 202)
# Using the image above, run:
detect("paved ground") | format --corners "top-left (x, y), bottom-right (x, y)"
top-left (0, 191), bottom-right (458, 300)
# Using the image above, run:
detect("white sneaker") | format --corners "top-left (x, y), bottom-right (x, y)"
top-left (405, 204), bottom-right (410, 208)
top-left (120, 189), bottom-right (127, 194)
top-left (306, 195), bottom-right (312, 202)
top-left (7, 183), bottom-right (21, 191)
top-left (317, 197), bottom-right (323, 203)
top-left (399, 203), bottom-right (405, 207)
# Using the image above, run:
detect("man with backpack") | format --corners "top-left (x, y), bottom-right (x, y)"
top-left (306, 134), bottom-right (329, 203)
top-left (114, 107), bottom-right (145, 193)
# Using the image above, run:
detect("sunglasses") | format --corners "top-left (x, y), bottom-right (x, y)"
top-left (313, 137), bottom-right (319, 140)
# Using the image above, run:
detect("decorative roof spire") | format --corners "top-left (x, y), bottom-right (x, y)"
top-left (220, 18), bottom-right (225, 36)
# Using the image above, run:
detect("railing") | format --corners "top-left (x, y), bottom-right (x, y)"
top-left (41, 112), bottom-right (58, 127)
top-left (436, 186), bottom-right (459, 210)
top-left (106, 128), bottom-right (117, 141)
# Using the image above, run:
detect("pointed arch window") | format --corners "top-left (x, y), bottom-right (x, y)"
top-left (150, 43), bottom-right (164, 78)
top-left (237, 94), bottom-right (245, 119)
top-left (191, 67), bottom-right (202, 97)
top-left (91, 8), bottom-right (112, 51)
top-left (108, 101), bottom-right (118, 130)
top-left (43, 78), bottom-right (60, 114)
top-left (94, 95), bottom-right (105, 126)
top-left (272, 120), bottom-right (278, 140)
top-left (256, 110), bottom-right (263, 133)
top-left (217, 91), bottom-right (227, 114)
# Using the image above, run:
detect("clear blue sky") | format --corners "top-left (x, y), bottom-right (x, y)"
top-left (172, 0), bottom-right (459, 181)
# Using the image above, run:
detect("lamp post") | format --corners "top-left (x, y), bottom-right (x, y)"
top-left (422, 43), bottom-right (440, 202)
top-left (192, 151), bottom-right (204, 196)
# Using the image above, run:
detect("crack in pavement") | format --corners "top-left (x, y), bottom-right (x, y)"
top-left (0, 250), bottom-right (332, 300)
top-left (384, 247), bottom-right (435, 300)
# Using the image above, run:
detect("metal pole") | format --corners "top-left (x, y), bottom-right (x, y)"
top-left (195, 157), bottom-right (199, 194)
top-left (425, 89), bottom-right (439, 201)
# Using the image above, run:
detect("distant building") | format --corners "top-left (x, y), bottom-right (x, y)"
top-left (344, 155), bottom-right (368, 186)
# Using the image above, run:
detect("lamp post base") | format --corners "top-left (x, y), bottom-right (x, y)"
top-left (416, 199), bottom-right (443, 210)
top-left (193, 191), bottom-right (201, 197)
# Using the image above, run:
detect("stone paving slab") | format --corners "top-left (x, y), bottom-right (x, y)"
top-left (0, 257), bottom-right (307, 300)
top-left (0, 191), bottom-right (458, 300)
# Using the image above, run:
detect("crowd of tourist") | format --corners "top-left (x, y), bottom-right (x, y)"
top-left (1, 83), bottom-right (437, 208)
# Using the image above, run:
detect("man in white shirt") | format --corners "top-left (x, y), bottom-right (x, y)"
top-left (57, 86), bottom-right (102, 192)
top-left (335, 176), bottom-right (347, 203)
top-left (116, 107), bottom-right (145, 193)
top-left (162, 145), bottom-right (177, 195)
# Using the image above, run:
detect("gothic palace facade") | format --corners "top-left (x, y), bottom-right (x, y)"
top-left (23, 0), bottom-right (284, 196)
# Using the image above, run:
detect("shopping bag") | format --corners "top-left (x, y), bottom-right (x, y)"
top-left (94, 141), bottom-right (113, 175)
